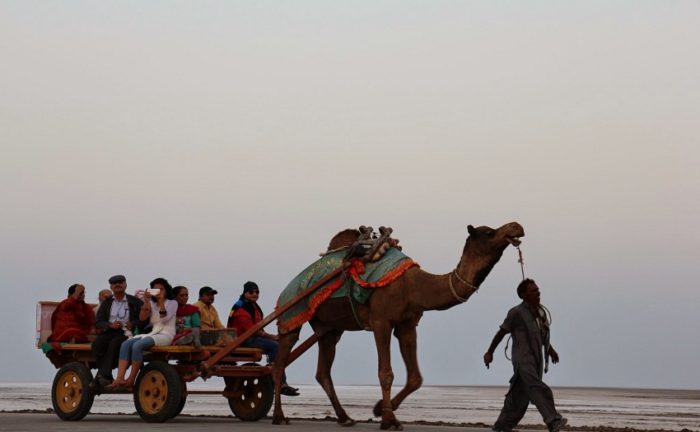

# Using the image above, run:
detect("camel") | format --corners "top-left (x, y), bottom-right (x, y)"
top-left (271, 222), bottom-right (525, 430)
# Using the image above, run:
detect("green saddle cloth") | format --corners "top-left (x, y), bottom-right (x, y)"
top-left (277, 248), bottom-right (413, 331)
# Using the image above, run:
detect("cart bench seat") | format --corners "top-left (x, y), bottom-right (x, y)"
top-left (43, 342), bottom-right (264, 368)
top-left (57, 342), bottom-right (263, 355)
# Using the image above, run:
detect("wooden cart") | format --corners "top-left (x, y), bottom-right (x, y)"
top-left (37, 301), bottom-right (283, 423)
top-left (36, 271), bottom-right (333, 424)
top-left (37, 228), bottom-right (385, 423)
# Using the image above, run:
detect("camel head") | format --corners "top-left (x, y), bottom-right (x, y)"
top-left (461, 222), bottom-right (525, 284)
top-left (464, 221), bottom-right (524, 254)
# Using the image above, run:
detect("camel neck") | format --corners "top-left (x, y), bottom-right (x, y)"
top-left (417, 270), bottom-right (478, 311)
top-left (418, 254), bottom-right (496, 311)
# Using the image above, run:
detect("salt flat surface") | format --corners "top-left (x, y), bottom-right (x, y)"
top-left (1, 383), bottom-right (698, 431)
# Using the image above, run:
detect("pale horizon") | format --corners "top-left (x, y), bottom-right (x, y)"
top-left (1, 1), bottom-right (698, 390)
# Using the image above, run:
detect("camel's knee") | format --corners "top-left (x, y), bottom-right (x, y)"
top-left (280, 331), bottom-right (300, 347)
top-left (315, 371), bottom-right (331, 387)
top-left (378, 370), bottom-right (394, 388)
top-left (405, 374), bottom-right (423, 391)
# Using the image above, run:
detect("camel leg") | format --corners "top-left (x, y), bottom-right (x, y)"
top-left (373, 321), bottom-right (402, 430)
top-left (373, 320), bottom-right (422, 417)
top-left (272, 329), bottom-right (299, 425)
top-left (315, 330), bottom-right (355, 426)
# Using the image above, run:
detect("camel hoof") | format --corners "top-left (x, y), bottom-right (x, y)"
top-left (338, 417), bottom-right (356, 427)
top-left (372, 400), bottom-right (383, 417)
top-left (272, 415), bottom-right (290, 425)
top-left (379, 420), bottom-right (403, 430)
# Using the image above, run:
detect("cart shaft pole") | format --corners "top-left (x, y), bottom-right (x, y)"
top-left (286, 333), bottom-right (320, 366)
top-left (201, 266), bottom-right (344, 370)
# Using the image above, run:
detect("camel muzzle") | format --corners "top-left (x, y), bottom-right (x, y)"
top-left (507, 236), bottom-right (522, 247)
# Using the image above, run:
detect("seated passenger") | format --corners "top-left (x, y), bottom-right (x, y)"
top-left (107, 278), bottom-right (177, 390)
top-left (171, 285), bottom-right (202, 348)
top-left (49, 283), bottom-right (96, 343)
top-left (91, 274), bottom-right (144, 389)
top-left (94, 288), bottom-right (113, 315)
top-left (228, 281), bottom-right (299, 396)
top-left (195, 286), bottom-right (232, 346)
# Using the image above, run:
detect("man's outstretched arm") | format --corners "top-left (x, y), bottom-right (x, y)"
top-left (548, 344), bottom-right (560, 364)
top-left (483, 328), bottom-right (508, 369)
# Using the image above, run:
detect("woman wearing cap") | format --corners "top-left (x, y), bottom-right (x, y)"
top-left (228, 281), bottom-right (299, 396)
top-left (107, 277), bottom-right (178, 390)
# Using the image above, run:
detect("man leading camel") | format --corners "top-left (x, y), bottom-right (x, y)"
top-left (484, 279), bottom-right (567, 432)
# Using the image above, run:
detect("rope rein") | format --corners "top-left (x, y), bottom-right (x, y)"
top-left (517, 244), bottom-right (525, 280)
top-left (506, 244), bottom-right (527, 361)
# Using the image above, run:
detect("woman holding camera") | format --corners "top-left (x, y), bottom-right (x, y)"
top-left (107, 277), bottom-right (177, 390)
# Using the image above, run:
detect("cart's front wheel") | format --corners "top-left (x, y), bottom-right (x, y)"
top-left (51, 362), bottom-right (95, 421)
top-left (225, 375), bottom-right (274, 421)
top-left (134, 361), bottom-right (182, 423)
top-left (170, 381), bottom-right (187, 419)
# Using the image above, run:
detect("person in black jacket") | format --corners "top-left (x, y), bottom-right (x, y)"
top-left (483, 279), bottom-right (567, 432)
top-left (91, 275), bottom-right (144, 388)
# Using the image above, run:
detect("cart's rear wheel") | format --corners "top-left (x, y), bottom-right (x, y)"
top-left (225, 374), bottom-right (274, 421)
top-left (133, 361), bottom-right (181, 423)
top-left (51, 362), bottom-right (95, 421)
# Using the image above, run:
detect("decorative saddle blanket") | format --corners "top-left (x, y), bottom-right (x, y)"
top-left (276, 248), bottom-right (418, 332)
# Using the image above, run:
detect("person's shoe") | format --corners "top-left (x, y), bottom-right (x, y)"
top-left (103, 379), bottom-right (127, 391)
top-left (90, 375), bottom-right (113, 390)
top-left (492, 424), bottom-right (514, 432)
top-left (549, 417), bottom-right (568, 432)
top-left (279, 384), bottom-right (300, 396)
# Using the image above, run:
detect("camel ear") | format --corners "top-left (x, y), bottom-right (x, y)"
top-left (467, 225), bottom-right (475, 234)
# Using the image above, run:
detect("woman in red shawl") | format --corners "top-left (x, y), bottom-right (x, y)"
top-left (171, 286), bottom-right (202, 348)
top-left (49, 283), bottom-right (96, 343)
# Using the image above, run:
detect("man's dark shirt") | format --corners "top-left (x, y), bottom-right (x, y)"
top-left (499, 301), bottom-right (549, 377)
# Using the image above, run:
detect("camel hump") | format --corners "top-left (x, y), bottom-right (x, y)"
top-left (325, 226), bottom-right (401, 262)
top-left (327, 228), bottom-right (361, 251)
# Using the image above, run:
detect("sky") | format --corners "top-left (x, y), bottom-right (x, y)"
top-left (1, 1), bottom-right (698, 390)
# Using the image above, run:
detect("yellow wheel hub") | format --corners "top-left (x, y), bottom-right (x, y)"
top-left (137, 370), bottom-right (169, 415)
top-left (55, 371), bottom-right (83, 414)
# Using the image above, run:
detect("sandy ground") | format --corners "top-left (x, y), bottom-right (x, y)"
top-left (4, 412), bottom-right (694, 432)
top-left (0, 413), bottom-right (494, 432)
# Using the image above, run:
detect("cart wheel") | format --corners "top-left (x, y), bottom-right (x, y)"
top-left (225, 375), bottom-right (274, 421)
top-left (133, 361), bottom-right (181, 423)
top-left (170, 382), bottom-right (187, 419)
top-left (51, 362), bottom-right (95, 421)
